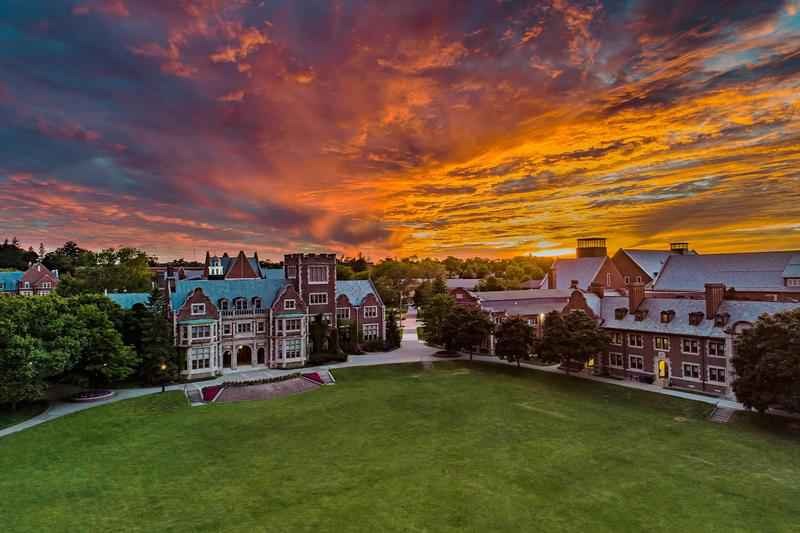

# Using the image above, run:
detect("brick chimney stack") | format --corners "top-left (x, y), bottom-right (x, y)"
top-left (569, 279), bottom-right (579, 290)
top-left (628, 282), bottom-right (645, 312)
top-left (705, 283), bottom-right (726, 318)
top-left (588, 281), bottom-right (604, 298)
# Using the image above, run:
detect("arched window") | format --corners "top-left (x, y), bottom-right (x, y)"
top-left (252, 297), bottom-right (262, 309)
top-left (234, 297), bottom-right (247, 310)
top-left (218, 298), bottom-right (229, 310)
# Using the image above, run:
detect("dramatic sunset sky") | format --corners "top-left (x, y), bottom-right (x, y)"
top-left (1, 1), bottom-right (799, 260)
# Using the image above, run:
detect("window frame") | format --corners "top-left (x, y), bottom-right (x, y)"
top-left (682, 362), bottom-right (701, 380)
top-left (653, 336), bottom-right (670, 351)
top-left (190, 303), bottom-right (206, 315)
top-left (708, 366), bottom-right (726, 384)
top-left (364, 306), bottom-right (379, 319)
top-left (363, 323), bottom-right (380, 341)
top-left (336, 307), bottom-right (351, 321)
top-left (609, 352), bottom-right (624, 369)
top-left (708, 340), bottom-right (725, 357)
top-left (309, 292), bottom-right (328, 305)
top-left (681, 338), bottom-right (700, 355)
top-left (308, 265), bottom-right (329, 284)
top-left (610, 332), bottom-right (623, 346)
top-left (627, 333), bottom-right (644, 348)
top-left (628, 355), bottom-right (644, 370)
top-left (284, 299), bottom-right (296, 310)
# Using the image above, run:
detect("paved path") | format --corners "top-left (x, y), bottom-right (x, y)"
top-left (0, 311), bottom-right (438, 439)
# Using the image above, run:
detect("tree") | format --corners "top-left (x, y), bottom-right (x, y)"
top-left (440, 306), bottom-right (494, 358)
top-left (0, 323), bottom-right (50, 410)
top-left (476, 276), bottom-right (504, 292)
top-left (385, 310), bottom-right (402, 349)
top-left (537, 311), bottom-right (609, 373)
top-left (309, 314), bottom-right (328, 354)
top-left (419, 294), bottom-right (454, 345)
top-left (431, 277), bottom-right (447, 295)
top-left (413, 280), bottom-right (432, 308)
top-left (336, 264), bottom-right (355, 280)
top-left (732, 309), bottom-right (800, 414)
top-left (495, 317), bottom-right (535, 368)
top-left (56, 246), bottom-right (152, 296)
top-left (137, 288), bottom-right (179, 385)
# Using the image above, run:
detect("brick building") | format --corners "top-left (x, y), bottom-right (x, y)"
top-left (167, 251), bottom-right (385, 378)
top-left (544, 238), bottom-right (625, 291)
top-left (0, 262), bottom-right (59, 296)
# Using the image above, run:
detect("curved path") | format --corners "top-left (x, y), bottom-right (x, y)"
top-left (0, 308), bottom-right (437, 439)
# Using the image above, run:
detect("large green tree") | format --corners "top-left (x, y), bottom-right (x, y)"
top-left (137, 289), bottom-right (179, 385)
top-left (385, 310), bottom-right (402, 349)
top-left (732, 309), bottom-right (800, 414)
top-left (538, 311), bottom-right (609, 373)
top-left (56, 246), bottom-right (153, 296)
top-left (0, 323), bottom-right (50, 410)
top-left (495, 317), bottom-right (535, 368)
top-left (440, 306), bottom-right (494, 358)
top-left (419, 294), bottom-right (454, 345)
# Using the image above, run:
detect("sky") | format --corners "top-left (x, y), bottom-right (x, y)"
top-left (1, 0), bottom-right (799, 261)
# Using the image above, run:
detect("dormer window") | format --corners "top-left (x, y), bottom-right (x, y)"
top-left (688, 312), bottom-right (705, 326)
top-left (713, 313), bottom-right (730, 327)
top-left (660, 310), bottom-right (675, 324)
top-left (234, 298), bottom-right (247, 310)
top-left (284, 299), bottom-right (296, 310)
top-left (614, 308), bottom-right (628, 320)
top-left (191, 303), bottom-right (206, 315)
top-left (787, 278), bottom-right (800, 287)
top-left (253, 297), bottom-right (262, 309)
top-left (218, 298), bottom-right (229, 310)
top-left (634, 309), bottom-right (648, 321)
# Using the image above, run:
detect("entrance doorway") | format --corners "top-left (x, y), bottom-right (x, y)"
top-left (223, 351), bottom-right (232, 368)
top-left (237, 345), bottom-right (252, 366)
top-left (257, 347), bottom-right (265, 365)
top-left (655, 356), bottom-right (669, 386)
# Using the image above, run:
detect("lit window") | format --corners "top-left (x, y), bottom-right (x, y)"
top-left (654, 336), bottom-right (670, 351)
top-left (191, 303), bottom-right (206, 315)
top-left (364, 306), bottom-right (378, 319)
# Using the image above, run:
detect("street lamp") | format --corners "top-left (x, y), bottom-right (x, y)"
top-left (160, 362), bottom-right (167, 393)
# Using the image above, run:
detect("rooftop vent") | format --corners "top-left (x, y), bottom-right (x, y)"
top-left (670, 242), bottom-right (690, 255)
top-left (576, 237), bottom-right (607, 258)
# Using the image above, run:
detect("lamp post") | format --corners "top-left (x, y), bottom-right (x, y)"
top-left (160, 362), bottom-right (167, 393)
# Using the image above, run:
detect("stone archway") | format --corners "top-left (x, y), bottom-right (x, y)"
top-left (257, 347), bottom-right (265, 365)
top-left (237, 345), bottom-right (252, 366)
top-left (223, 351), bottom-right (232, 368)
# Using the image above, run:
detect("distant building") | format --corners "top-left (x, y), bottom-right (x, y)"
top-left (544, 238), bottom-right (625, 291)
top-left (612, 242), bottom-right (694, 287)
top-left (0, 263), bottom-right (59, 296)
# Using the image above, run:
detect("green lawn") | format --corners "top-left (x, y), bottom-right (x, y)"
top-left (1, 362), bottom-right (799, 532)
top-left (0, 401), bottom-right (47, 430)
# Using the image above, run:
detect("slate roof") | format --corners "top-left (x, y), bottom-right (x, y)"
top-left (599, 295), bottom-right (800, 336)
top-left (783, 255), bottom-right (800, 278)
top-left (209, 254), bottom-right (264, 278)
top-left (107, 292), bottom-right (150, 309)
top-left (265, 268), bottom-right (285, 280)
top-left (653, 252), bottom-right (800, 292)
top-left (551, 257), bottom-right (606, 289)
top-left (474, 289), bottom-right (573, 302)
top-left (446, 278), bottom-right (481, 290)
top-left (0, 271), bottom-right (23, 292)
top-left (621, 250), bottom-right (673, 282)
top-left (336, 280), bottom-right (382, 306)
top-left (483, 300), bottom-right (567, 316)
top-left (171, 279), bottom-right (287, 311)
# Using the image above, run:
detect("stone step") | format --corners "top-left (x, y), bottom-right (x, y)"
top-left (709, 406), bottom-right (735, 423)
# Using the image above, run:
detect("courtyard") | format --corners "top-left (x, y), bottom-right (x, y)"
top-left (1, 361), bottom-right (798, 532)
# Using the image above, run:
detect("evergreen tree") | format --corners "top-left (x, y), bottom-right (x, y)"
top-left (138, 288), bottom-right (178, 384)
top-left (419, 294), bottom-right (454, 345)
top-left (385, 310), bottom-right (402, 349)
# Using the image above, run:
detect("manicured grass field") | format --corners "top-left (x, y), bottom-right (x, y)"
top-left (1, 362), bottom-right (799, 532)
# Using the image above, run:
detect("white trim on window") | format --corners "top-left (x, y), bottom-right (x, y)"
top-left (653, 335), bottom-right (670, 351)
top-left (628, 333), bottom-right (643, 348)
top-left (707, 339), bottom-right (725, 357)
top-left (681, 338), bottom-right (700, 355)
top-left (336, 307), bottom-right (351, 321)
top-left (628, 355), bottom-right (644, 370)
top-left (364, 306), bottom-right (378, 319)
top-left (609, 352), bottom-right (624, 369)
top-left (786, 278), bottom-right (800, 287)
top-left (610, 332), bottom-right (623, 346)
top-left (191, 303), bottom-right (206, 315)
top-left (284, 299), bottom-right (296, 310)
top-left (707, 365), bottom-right (727, 384)
top-left (309, 292), bottom-right (328, 305)
top-left (682, 362), bottom-right (701, 381)
top-left (308, 265), bottom-right (328, 284)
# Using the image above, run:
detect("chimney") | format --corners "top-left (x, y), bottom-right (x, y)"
top-left (670, 242), bottom-right (690, 255)
top-left (570, 279), bottom-right (579, 290)
top-left (576, 237), bottom-right (607, 258)
top-left (588, 281), bottom-right (604, 298)
top-left (705, 283), bottom-right (725, 318)
top-left (628, 282), bottom-right (645, 312)
top-left (547, 268), bottom-right (556, 289)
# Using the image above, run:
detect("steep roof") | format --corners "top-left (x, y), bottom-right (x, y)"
top-left (551, 257), bottom-right (605, 289)
top-left (653, 252), bottom-right (800, 292)
top-left (264, 268), bottom-right (285, 280)
top-left (107, 292), bottom-right (150, 309)
top-left (599, 295), bottom-right (800, 336)
top-left (621, 250), bottom-right (673, 281)
top-left (784, 255), bottom-right (800, 278)
top-left (336, 279), bottom-right (383, 306)
top-left (171, 278), bottom-right (286, 311)
top-left (0, 271), bottom-right (23, 292)
top-left (20, 262), bottom-right (56, 285)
